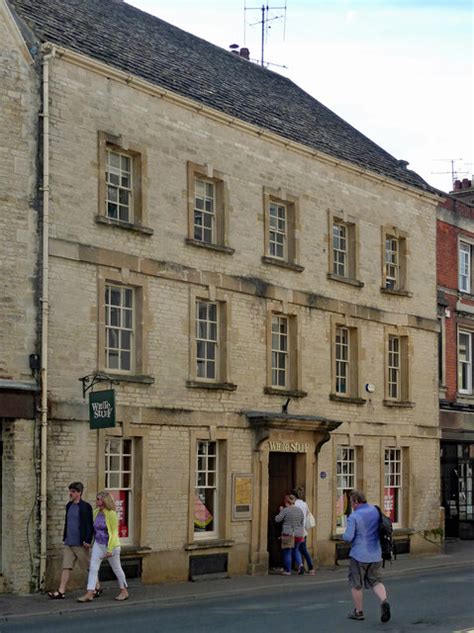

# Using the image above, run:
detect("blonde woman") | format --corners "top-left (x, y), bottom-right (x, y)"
top-left (77, 491), bottom-right (129, 602)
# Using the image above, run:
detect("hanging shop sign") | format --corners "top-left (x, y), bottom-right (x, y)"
top-left (89, 389), bottom-right (115, 429)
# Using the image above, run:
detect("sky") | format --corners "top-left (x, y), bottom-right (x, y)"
top-left (127, 0), bottom-right (473, 193)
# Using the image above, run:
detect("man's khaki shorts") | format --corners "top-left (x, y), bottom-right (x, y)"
top-left (62, 545), bottom-right (90, 571)
top-left (348, 557), bottom-right (383, 589)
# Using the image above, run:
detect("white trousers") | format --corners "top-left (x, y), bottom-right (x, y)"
top-left (86, 542), bottom-right (128, 591)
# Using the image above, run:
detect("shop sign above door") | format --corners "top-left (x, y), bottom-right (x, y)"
top-left (89, 389), bottom-right (115, 429)
top-left (268, 440), bottom-right (308, 453)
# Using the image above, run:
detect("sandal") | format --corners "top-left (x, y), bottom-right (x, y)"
top-left (47, 590), bottom-right (65, 600)
top-left (77, 594), bottom-right (94, 603)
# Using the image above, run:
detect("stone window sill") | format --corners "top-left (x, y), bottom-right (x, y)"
top-left (327, 273), bottom-right (364, 288)
top-left (456, 394), bottom-right (474, 402)
top-left (380, 287), bottom-right (412, 298)
top-left (383, 400), bottom-right (415, 408)
top-left (329, 394), bottom-right (366, 405)
top-left (186, 380), bottom-right (237, 391)
top-left (95, 214), bottom-right (153, 235)
top-left (264, 387), bottom-right (308, 398)
top-left (106, 374), bottom-right (155, 385)
top-left (184, 539), bottom-right (235, 551)
top-left (121, 545), bottom-right (153, 557)
top-left (331, 528), bottom-right (413, 541)
top-left (185, 238), bottom-right (235, 255)
top-left (261, 256), bottom-right (304, 273)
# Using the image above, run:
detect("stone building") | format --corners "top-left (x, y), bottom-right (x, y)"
top-left (438, 192), bottom-right (474, 539)
top-left (1, 0), bottom-right (442, 592)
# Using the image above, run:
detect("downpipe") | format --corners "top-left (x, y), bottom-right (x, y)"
top-left (38, 43), bottom-right (56, 591)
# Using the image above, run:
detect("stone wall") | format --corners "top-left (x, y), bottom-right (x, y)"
top-left (0, 0), bottom-right (40, 593)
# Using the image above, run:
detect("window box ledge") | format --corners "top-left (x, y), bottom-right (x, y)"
top-left (380, 287), bottom-right (412, 298)
top-left (107, 374), bottom-right (155, 385)
top-left (185, 238), bottom-right (235, 255)
top-left (329, 394), bottom-right (366, 405)
top-left (95, 214), bottom-right (154, 235)
top-left (186, 380), bottom-right (237, 391)
top-left (327, 273), bottom-right (364, 288)
top-left (264, 387), bottom-right (308, 398)
top-left (383, 400), bottom-right (415, 408)
top-left (261, 256), bottom-right (304, 273)
top-left (184, 539), bottom-right (235, 551)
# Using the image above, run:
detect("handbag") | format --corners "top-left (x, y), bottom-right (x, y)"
top-left (280, 533), bottom-right (295, 549)
top-left (305, 511), bottom-right (316, 530)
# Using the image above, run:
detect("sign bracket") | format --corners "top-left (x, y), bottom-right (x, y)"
top-left (79, 372), bottom-right (118, 399)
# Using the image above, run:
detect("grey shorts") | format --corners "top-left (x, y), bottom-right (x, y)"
top-left (348, 557), bottom-right (383, 589)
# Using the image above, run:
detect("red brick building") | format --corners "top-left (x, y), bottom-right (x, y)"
top-left (438, 189), bottom-right (474, 539)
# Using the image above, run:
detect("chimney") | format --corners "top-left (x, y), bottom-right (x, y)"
top-left (398, 160), bottom-right (409, 169)
top-left (453, 179), bottom-right (462, 190)
top-left (462, 178), bottom-right (472, 189)
top-left (239, 47), bottom-right (250, 61)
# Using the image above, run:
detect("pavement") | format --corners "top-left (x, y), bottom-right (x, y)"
top-left (1, 539), bottom-right (473, 622)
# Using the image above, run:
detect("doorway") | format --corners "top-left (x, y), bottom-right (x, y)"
top-left (267, 452), bottom-right (295, 569)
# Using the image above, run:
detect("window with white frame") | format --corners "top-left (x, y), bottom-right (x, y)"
top-left (194, 440), bottom-right (218, 538)
top-left (105, 437), bottom-right (133, 541)
top-left (106, 149), bottom-right (133, 223)
top-left (458, 330), bottom-right (473, 394)
top-left (459, 241), bottom-right (472, 293)
top-left (269, 202), bottom-right (287, 260)
top-left (388, 335), bottom-right (400, 399)
top-left (335, 326), bottom-right (350, 395)
top-left (271, 315), bottom-right (288, 388)
top-left (385, 236), bottom-right (399, 290)
top-left (384, 448), bottom-right (402, 525)
top-left (105, 284), bottom-right (134, 372)
top-left (333, 222), bottom-right (348, 277)
top-left (336, 446), bottom-right (355, 531)
top-left (196, 300), bottom-right (218, 381)
top-left (194, 178), bottom-right (215, 244)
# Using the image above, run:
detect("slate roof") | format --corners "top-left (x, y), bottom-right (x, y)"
top-left (8, 0), bottom-right (436, 194)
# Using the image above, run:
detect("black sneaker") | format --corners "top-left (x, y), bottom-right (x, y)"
top-left (347, 610), bottom-right (364, 621)
top-left (381, 600), bottom-right (391, 623)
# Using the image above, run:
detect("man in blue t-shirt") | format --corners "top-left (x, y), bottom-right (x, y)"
top-left (343, 490), bottom-right (391, 623)
top-left (47, 482), bottom-right (93, 599)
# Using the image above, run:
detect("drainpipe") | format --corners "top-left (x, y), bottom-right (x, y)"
top-left (38, 44), bottom-right (56, 591)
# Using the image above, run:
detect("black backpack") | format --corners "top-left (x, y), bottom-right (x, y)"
top-left (375, 505), bottom-right (396, 567)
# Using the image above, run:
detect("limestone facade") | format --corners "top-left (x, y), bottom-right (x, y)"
top-left (0, 0), bottom-right (39, 593)
top-left (42, 51), bottom-right (440, 586)
top-left (1, 3), bottom-right (442, 592)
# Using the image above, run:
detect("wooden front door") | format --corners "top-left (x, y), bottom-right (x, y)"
top-left (267, 452), bottom-right (295, 569)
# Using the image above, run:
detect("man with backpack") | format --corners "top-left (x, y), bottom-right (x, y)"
top-left (342, 490), bottom-right (391, 623)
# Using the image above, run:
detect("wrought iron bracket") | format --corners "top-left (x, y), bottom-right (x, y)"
top-left (79, 372), bottom-right (118, 399)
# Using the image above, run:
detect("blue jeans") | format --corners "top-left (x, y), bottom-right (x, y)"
top-left (282, 540), bottom-right (302, 572)
top-left (298, 537), bottom-right (314, 571)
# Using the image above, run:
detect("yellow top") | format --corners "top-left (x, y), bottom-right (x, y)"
top-left (93, 508), bottom-right (121, 553)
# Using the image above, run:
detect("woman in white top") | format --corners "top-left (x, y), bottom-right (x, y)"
top-left (293, 487), bottom-right (315, 575)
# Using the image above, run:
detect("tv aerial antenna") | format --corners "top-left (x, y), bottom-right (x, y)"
top-left (244, 2), bottom-right (288, 68)
top-left (432, 158), bottom-right (470, 185)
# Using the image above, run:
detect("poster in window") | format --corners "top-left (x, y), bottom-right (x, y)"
top-left (383, 487), bottom-right (395, 522)
top-left (232, 473), bottom-right (252, 520)
top-left (114, 489), bottom-right (129, 538)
